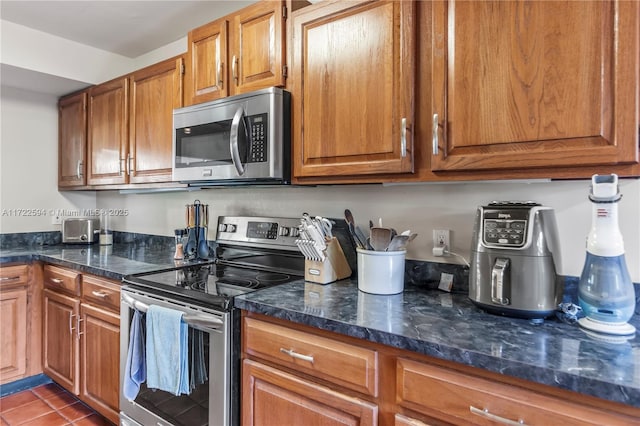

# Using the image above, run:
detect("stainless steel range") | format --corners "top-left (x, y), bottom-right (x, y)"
top-left (119, 216), bottom-right (305, 426)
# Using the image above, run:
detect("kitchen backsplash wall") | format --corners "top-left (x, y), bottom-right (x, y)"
top-left (1, 87), bottom-right (638, 282)
top-left (95, 179), bottom-right (640, 282)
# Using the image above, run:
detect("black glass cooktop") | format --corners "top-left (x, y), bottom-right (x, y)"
top-left (123, 259), bottom-right (303, 311)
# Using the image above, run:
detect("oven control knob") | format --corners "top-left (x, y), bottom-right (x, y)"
top-left (218, 224), bottom-right (227, 232)
top-left (226, 224), bottom-right (237, 233)
top-left (278, 226), bottom-right (289, 236)
top-left (289, 227), bottom-right (299, 237)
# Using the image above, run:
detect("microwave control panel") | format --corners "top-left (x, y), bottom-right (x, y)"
top-left (248, 113), bottom-right (268, 163)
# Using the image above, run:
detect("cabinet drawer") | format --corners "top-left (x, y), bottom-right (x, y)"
top-left (0, 264), bottom-right (29, 288)
top-left (82, 275), bottom-right (120, 312)
top-left (44, 265), bottom-right (81, 296)
top-left (397, 357), bottom-right (637, 426)
top-left (243, 317), bottom-right (378, 396)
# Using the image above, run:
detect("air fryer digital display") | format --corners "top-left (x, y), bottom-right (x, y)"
top-left (482, 208), bottom-right (529, 247)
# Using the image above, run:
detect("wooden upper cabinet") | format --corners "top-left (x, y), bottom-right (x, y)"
top-left (186, 17), bottom-right (229, 104)
top-left (431, 0), bottom-right (640, 172)
top-left (292, 0), bottom-right (415, 178)
top-left (58, 92), bottom-right (87, 188)
top-left (231, 0), bottom-right (286, 95)
top-left (185, 0), bottom-right (287, 106)
top-left (129, 56), bottom-right (184, 183)
top-left (87, 78), bottom-right (128, 185)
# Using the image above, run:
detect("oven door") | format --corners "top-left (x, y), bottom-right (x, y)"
top-left (119, 287), bottom-right (231, 426)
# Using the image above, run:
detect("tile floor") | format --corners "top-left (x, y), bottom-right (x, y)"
top-left (0, 383), bottom-right (113, 426)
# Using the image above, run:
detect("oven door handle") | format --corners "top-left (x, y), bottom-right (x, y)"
top-left (122, 293), bottom-right (224, 329)
top-left (229, 106), bottom-right (247, 176)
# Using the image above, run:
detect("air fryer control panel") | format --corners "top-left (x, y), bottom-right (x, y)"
top-left (482, 201), bottom-right (540, 248)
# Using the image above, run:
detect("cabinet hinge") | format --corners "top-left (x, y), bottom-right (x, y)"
top-left (282, 65), bottom-right (288, 78)
top-left (181, 63), bottom-right (185, 75)
top-left (282, 5), bottom-right (287, 19)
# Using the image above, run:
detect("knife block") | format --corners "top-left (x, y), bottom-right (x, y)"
top-left (305, 237), bottom-right (352, 284)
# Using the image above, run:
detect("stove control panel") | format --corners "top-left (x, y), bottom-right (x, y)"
top-left (216, 216), bottom-right (301, 250)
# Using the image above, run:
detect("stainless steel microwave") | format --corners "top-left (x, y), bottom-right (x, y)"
top-left (172, 87), bottom-right (291, 186)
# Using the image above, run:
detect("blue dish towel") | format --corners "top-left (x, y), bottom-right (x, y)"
top-left (146, 305), bottom-right (190, 396)
top-left (123, 310), bottom-right (146, 401)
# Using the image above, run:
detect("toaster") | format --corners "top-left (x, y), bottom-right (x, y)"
top-left (468, 201), bottom-right (563, 321)
top-left (62, 218), bottom-right (100, 244)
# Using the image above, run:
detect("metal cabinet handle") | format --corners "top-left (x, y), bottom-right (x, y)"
top-left (280, 348), bottom-right (314, 363)
top-left (69, 313), bottom-right (75, 335)
top-left (0, 276), bottom-right (20, 282)
top-left (217, 60), bottom-right (224, 86)
top-left (50, 278), bottom-right (64, 285)
top-left (76, 160), bottom-right (83, 179)
top-left (432, 113), bottom-right (439, 155)
top-left (232, 55), bottom-right (238, 83)
top-left (470, 406), bottom-right (527, 425)
top-left (401, 118), bottom-right (408, 157)
top-left (91, 290), bottom-right (110, 298)
top-left (127, 153), bottom-right (134, 175)
top-left (76, 316), bottom-right (84, 338)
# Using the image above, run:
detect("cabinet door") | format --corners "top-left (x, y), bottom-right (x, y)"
top-left (87, 77), bottom-right (129, 185)
top-left (58, 92), bottom-right (87, 188)
top-left (242, 359), bottom-right (377, 426)
top-left (230, 0), bottom-right (286, 95)
top-left (129, 56), bottom-right (184, 183)
top-left (80, 303), bottom-right (120, 424)
top-left (0, 288), bottom-right (27, 384)
top-left (43, 289), bottom-right (80, 394)
top-left (186, 17), bottom-right (229, 105)
top-left (431, 0), bottom-right (639, 172)
top-left (292, 0), bottom-right (415, 178)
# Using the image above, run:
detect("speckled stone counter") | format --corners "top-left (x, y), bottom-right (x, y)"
top-left (235, 279), bottom-right (640, 409)
top-left (0, 243), bottom-right (179, 280)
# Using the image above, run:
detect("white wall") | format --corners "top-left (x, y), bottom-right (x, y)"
top-left (0, 86), bottom-right (96, 233)
top-left (96, 178), bottom-right (640, 281)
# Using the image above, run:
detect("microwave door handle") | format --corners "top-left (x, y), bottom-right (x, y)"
top-left (230, 106), bottom-right (246, 176)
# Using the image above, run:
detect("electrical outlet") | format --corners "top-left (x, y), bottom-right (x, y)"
top-left (433, 229), bottom-right (450, 249)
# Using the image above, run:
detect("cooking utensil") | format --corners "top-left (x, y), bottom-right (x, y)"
top-left (370, 227), bottom-right (393, 251)
top-left (344, 209), bottom-right (365, 249)
top-left (386, 235), bottom-right (409, 251)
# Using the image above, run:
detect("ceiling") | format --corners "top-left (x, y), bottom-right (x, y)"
top-left (0, 1), bottom-right (254, 58)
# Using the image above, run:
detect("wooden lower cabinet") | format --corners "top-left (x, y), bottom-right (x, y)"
top-left (242, 313), bottom-right (640, 426)
top-left (1, 287), bottom-right (27, 383)
top-left (43, 289), bottom-right (80, 393)
top-left (42, 266), bottom-right (120, 424)
top-left (80, 303), bottom-right (120, 423)
top-left (242, 359), bottom-right (378, 426)
top-left (0, 264), bottom-right (41, 385)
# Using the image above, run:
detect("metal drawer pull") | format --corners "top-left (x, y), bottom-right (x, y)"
top-left (0, 276), bottom-right (20, 282)
top-left (50, 278), bottom-right (64, 285)
top-left (91, 290), bottom-right (110, 298)
top-left (279, 348), bottom-right (314, 363)
top-left (470, 406), bottom-right (527, 425)
top-left (121, 293), bottom-right (224, 329)
top-left (76, 160), bottom-right (83, 179)
top-left (432, 113), bottom-right (439, 155)
top-left (400, 117), bottom-right (408, 157)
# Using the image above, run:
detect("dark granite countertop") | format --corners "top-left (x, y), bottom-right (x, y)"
top-left (235, 279), bottom-right (640, 410)
top-left (0, 244), bottom-right (179, 280)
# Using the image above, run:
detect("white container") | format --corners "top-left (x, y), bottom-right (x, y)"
top-left (357, 248), bottom-right (406, 295)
